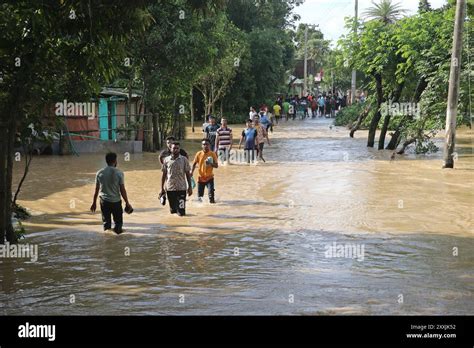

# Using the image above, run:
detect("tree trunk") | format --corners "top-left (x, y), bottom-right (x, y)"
top-left (386, 77), bottom-right (427, 150)
top-left (443, 0), bottom-right (465, 168)
top-left (397, 137), bottom-right (417, 154)
top-left (211, 82), bottom-right (215, 115)
top-left (386, 127), bottom-right (402, 150)
top-left (378, 82), bottom-right (404, 149)
top-left (152, 111), bottom-right (159, 151)
top-left (0, 120), bottom-right (7, 244)
top-left (13, 144), bottom-right (32, 206)
top-left (350, 105), bottom-right (371, 138)
top-left (367, 73), bottom-right (383, 147)
top-left (6, 115), bottom-right (17, 243)
top-left (144, 113), bottom-right (154, 152)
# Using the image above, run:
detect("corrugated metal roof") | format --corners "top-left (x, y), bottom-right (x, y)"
top-left (100, 87), bottom-right (142, 98)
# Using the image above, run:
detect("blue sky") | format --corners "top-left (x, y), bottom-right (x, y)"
top-left (292, 0), bottom-right (448, 45)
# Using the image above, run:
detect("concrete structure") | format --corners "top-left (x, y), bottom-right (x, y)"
top-left (51, 140), bottom-right (143, 154)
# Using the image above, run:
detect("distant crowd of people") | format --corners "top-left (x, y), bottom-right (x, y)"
top-left (272, 93), bottom-right (349, 121)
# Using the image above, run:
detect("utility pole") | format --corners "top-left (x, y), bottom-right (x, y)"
top-left (303, 24), bottom-right (318, 96)
top-left (303, 25), bottom-right (308, 97)
top-left (443, 0), bottom-right (466, 169)
top-left (350, 0), bottom-right (358, 104)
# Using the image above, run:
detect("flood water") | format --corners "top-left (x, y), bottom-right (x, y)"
top-left (1, 118), bottom-right (473, 315)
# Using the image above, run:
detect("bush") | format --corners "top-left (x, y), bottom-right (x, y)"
top-left (335, 103), bottom-right (366, 128)
top-left (13, 203), bottom-right (31, 220)
top-left (14, 221), bottom-right (26, 240)
top-left (220, 113), bottom-right (248, 125)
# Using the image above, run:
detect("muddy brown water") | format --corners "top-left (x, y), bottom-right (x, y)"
top-left (1, 118), bottom-right (472, 315)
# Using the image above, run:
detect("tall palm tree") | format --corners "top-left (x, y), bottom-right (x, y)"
top-left (363, 0), bottom-right (407, 24)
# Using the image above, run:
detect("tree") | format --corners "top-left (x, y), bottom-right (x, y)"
top-left (363, 0), bottom-right (407, 24)
top-left (127, 0), bottom-right (223, 151)
top-left (338, 1), bottom-right (472, 155)
top-left (418, 0), bottom-right (432, 13)
top-left (224, 0), bottom-right (297, 114)
top-left (194, 14), bottom-right (247, 116)
top-left (0, 0), bottom-right (150, 243)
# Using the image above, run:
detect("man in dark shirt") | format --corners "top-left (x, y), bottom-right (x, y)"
top-left (159, 136), bottom-right (189, 164)
top-left (205, 116), bottom-right (220, 152)
top-left (238, 119), bottom-right (258, 164)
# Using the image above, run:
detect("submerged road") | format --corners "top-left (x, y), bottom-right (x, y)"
top-left (1, 118), bottom-right (473, 315)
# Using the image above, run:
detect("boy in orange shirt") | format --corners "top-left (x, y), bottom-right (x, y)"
top-left (192, 138), bottom-right (219, 203)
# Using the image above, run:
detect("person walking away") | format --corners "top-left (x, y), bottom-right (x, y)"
top-left (159, 136), bottom-right (189, 164)
top-left (253, 117), bottom-right (270, 162)
top-left (290, 97), bottom-right (297, 120)
top-left (325, 95), bottom-right (331, 118)
top-left (331, 96), bottom-right (337, 118)
top-left (341, 95), bottom-right (347, 108)
top-left (277, 96), bottom-right (283, 107)
top-left (311, 97), bottom-right (317, 118)
top-left (202, 114), bottom-right (211, 133)
top-left (273, 102), bottom-right (281, 125)
top-left (300, 97), bottom-right (308, 119)
top-left (282, 99), bottom-right (290, 121)
top-left (205, 115), bottom-right (220, 152)
top-left (90, 152), bottom-right (132, 234)
top-left (249, 107), bottom-right (258, 120)
top-left (267, 111), bottom-right (275, 133)
top-left (160, 142), bottom-right (192, 216)
top-left (273, 103), bottom-right (281, 124)
top-left (239, 119), bottom-right (258, 164)
top-left (318, 95), bottom-right (325, 117)
top-left (259, 111), bottom-right (272, 132)
top-left (192, 139), bottom-right (218, 203)
top-left (215, 117), bottom-right (233, 164)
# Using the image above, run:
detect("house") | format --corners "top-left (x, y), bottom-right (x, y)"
top-left (64, 87), bottom-right (144, 142)
top-left (49, 87), bottom-right (145, 154)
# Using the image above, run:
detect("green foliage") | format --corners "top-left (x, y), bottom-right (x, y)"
top-left (12, 203), bottom-right (31, 221)
top-left (334, 103), bottom-right (367, 127)
top-left (223, 0), bottom-right (296, 114)
top-left (0, 1), bottom-right (150, 113)
top-left (418, 0), bottom-right (432, 13)
top-left (337, 3), bottom-right (472, 153)
top-left (116, 121), bottom-right (143, 141)
top-left (363, 0), bottom-right (408, 24)
top-left (194, 14), bottom-right (248, 114)
top-left (222, 113), bottom-right (248, 125)
top-left (12, 204), bottom-right (30, 240)
top-left (248, 29), bottom-right (288, 102)
top-left (14, 221), bottom-right (26, 240)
